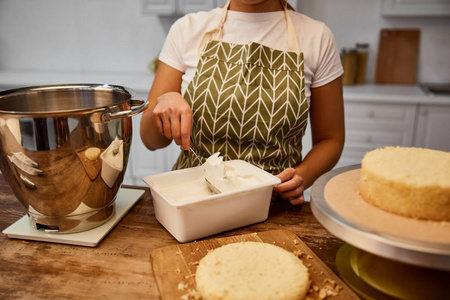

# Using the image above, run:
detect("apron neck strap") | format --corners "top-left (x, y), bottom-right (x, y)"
top-left (198, 0), bottom-right (299, 58)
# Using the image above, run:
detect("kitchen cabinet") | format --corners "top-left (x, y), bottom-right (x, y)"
top-left (302, 101), bottom-right (418, 169)
top-left (302, 89), bottom-right (450, 173)
top-left (331, 100), bottom-right (450, 170)
top-left (143, 0), bottom-right (297, 15)
top-left (142, 0), bottom-right (177, 15)
top-left (381, 0), bottom-right (450, 16)
top-left (336, 101), bottom-right (417, 168)
top-left (143, 0), bottom-right (227, 15)
top-left (414, 104), bottom-right (450, 152)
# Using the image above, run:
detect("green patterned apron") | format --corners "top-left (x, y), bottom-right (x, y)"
top-left (173, 1), bottom-right (307, 174)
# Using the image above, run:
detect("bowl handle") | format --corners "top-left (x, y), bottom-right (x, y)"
top-left (102, 99), bottom-right (149, 122)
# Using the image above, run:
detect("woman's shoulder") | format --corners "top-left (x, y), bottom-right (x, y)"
top-left (171, 7), bottom-right (222, 33)
top-left (290, 11), bottom-right (326, 27)
top-left (289, 10), bottom-right (334, 38)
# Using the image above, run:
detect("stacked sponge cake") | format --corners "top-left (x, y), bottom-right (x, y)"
top-left (359, 146), bottom-right (450, 221)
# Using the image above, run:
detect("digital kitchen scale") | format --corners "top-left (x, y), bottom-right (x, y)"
top-left (2, 188), bottom-right (144, 247)
top-left (311, 165), bottom-right (450, 299)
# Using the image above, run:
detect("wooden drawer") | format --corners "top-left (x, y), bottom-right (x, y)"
top-left (345, 102), bottom-right (417, 129)
top-left (338, 130), bottom-right (415, 169)
top-left (336, 101), bottom-right (418, 168)
top-left (345, 129), bottom-right (413, 148)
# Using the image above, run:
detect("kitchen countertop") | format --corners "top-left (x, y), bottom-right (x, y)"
top-left (344, 84), bottom-right (450, 105)
top-left (0, 175), bottom-right (345, 299)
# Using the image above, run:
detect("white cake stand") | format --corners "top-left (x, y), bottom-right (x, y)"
top-left (311, 165), bottom-right (450, 299)
top-left (310, 164), bottom-right (450, 271)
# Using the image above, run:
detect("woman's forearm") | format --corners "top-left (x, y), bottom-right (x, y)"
top-left (140, 61), bottom-right (185, 151)
top-left (298, 76), bottom-right (345, 189)
top-left (140, 109), bottom-right (172, 151)
top-left (296, 137), bottom-right (344, 189)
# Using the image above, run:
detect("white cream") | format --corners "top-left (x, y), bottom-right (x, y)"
top-left (160, 153), bottom-right (262, 203)
top-left (161, 176), bottom-right (215, 203)
top-left (203, 153), bottom-right (236, 193)
top-left (203, 153), bottom-right (262, 193)
top-left (224, 164), bottom-right (262, 190)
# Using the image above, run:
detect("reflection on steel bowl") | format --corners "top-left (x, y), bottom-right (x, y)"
top-left (0, 84), bottom-right (148, 233)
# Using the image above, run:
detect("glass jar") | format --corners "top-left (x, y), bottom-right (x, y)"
top-left (341, 48), bottom-right (358, 85)
top-left (355, 43), bottom-right (369, 85)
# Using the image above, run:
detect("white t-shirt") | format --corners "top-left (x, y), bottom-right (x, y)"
top-left (159, 7), bottom-right (343, 104)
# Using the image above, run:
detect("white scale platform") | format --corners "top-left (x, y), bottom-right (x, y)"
top-left (2, 188), bottom-right (145, 247)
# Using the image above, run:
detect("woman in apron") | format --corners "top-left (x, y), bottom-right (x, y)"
top-left (140, 0), bottom-right (345, 205)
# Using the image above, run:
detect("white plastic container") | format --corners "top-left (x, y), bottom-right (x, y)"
top-left (100, 140), bottom-right (124, 188)
top-left (143, 160), bottom-right (281, 243)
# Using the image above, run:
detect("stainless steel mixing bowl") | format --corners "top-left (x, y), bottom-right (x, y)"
top-left (0, 84), bottom-right (148, 233)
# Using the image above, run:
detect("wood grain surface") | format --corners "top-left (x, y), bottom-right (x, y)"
top-left (0, 175), bottom-right (348, 299)
top-left (76, 146), bottom-right (104, 181)
top-left (375, 29), bottom-right (420, 85)
top-left (151, 230), bottom-right (359, 300)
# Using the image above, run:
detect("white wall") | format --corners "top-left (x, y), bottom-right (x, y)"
top-left (0, 0), bottom-right (171, 74)
top-left (0, 0), bottom-right (449, 83)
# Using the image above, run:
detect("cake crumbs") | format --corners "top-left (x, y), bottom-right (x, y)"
top-left (324, 279), bottom-right (336, 286)
top-left (175, 268), bottom-right (181, 274)
top-left (293, 239), bottom-right (299, 245)
top-left (176, 251), bottom-right (183, 255)
top-left (307, 254), bottom-right (313, 259)
top-left (185, 274), bottom-right (196, 279)
top-left (318, 288), bottom-right (328, 299)
top-left (323, 278), bottom-right (342, 292)
top-left (309, 278), bottom-right (342, 299)
top-left (189, 261), bottom-right (199, 266)
top-left (181, 289), bottom-right (202, 300)
top-left (293, 250), bottom-right (306, 258)
top-left (177, 282), bottom-right (189, 291)
top-left (318, 288), bottom-right (340, 299)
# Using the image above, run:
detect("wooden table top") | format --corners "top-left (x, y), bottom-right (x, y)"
top-left (0, 175), bottom-right (345, 299)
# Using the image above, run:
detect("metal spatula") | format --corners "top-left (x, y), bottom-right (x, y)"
top-left (189, 144), bottom-right (221, 194)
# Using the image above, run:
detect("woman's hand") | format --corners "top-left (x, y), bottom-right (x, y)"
top-left (274, 168), bottom-right (305, 205)
top-left (140, 62), bottom-right (188, 151)
top-left (152, 92), bottom-right (193, 152)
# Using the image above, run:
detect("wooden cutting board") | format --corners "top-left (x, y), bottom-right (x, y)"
top-left (76, 146), bottom-right (104, 180)
top-left (375, 29), bottom-right (420, 85)
top-left (150, 230), bottom-right (359, 299)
